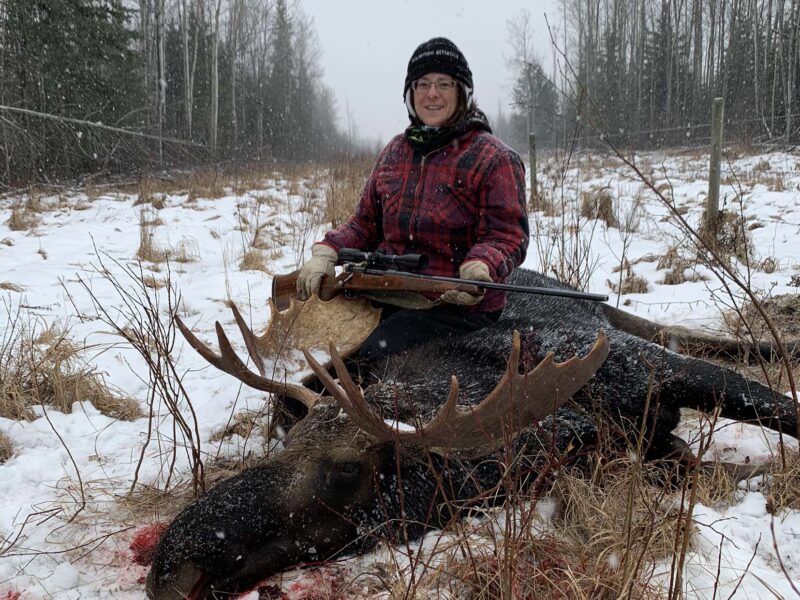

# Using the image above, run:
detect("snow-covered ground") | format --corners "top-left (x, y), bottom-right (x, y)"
top-left (0, 149), bottom-right (799, 599)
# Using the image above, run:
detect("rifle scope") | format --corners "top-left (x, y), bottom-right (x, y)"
top-left (337, 248), bottom-right (429, 272)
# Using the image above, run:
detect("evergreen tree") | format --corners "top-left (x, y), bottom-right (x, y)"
top-left (266, 0), bottom-right (294, 158)
top-left (1, 0), bottom-right (141, 178)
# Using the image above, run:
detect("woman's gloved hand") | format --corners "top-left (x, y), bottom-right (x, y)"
top-left (440, 260), bottom-right (492, 306)
top-left (297, 244), bottom-right (338, 299)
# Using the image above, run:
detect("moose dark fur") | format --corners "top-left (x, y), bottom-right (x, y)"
top-left (147, 268), bottom-right (798, 600)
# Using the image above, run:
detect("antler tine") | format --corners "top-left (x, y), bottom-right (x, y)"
top-left (302, 344), bottom-right (389, 437)
top-left (174, 315), bottom-right (321, 409)
top-left (229, 302), bottom-right (265, 376)
top-left (175, 315), bottom-right (230, 373)
top-left (420, 330), bottom-right (609, 450)
top-left (327, 341), bottom-right (406, 438)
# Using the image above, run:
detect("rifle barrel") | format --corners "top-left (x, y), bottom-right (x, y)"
top-left (347, 265), bottom-right (609, 302)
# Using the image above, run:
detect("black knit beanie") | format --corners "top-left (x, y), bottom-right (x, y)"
top-left (403, 37), bottom-right (473, 95)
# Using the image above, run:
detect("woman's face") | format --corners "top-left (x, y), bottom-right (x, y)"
top-left (412, 72), bottom-right (458, 127)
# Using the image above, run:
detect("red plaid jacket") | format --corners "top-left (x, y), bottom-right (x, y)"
top-left (321, 129), bottom-right (528, 312)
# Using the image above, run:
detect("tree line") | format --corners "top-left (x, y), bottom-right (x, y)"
top-left (0, 0), bottom-right (345, 184)
top-left (502, 0), bottom-right (800, 151)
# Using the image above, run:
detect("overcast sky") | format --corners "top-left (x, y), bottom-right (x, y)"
top-left (302, 0), bottom-right (560, 145)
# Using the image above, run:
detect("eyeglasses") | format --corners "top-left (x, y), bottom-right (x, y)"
top-left (412, 79), bottom-right (457, 93)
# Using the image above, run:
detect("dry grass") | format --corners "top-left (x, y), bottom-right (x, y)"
top-left (655, 247), bottom-right (707, 285)
top-left (239, 249), bottom-right (271, 273)
top-left (172, 239), bottom-right (200, 263)
top-left (607, 261), bottom-right (649, 295)
top-left (209, 410), bottom-right (272, 443)
top-left (0, 319), bottom-right (141, 422)
top-left (323, 155), bottom-right (375, 228)
top-left (0, 282), bottom-right (24, 292)
top-left (766, 451), bottom-right (800, 511)
top-left (724, 293), bottom-right (800, 345)
top-left (6, 199), bottom-right (40, 231)
top-left (369, 441), bottom-right (698, 600)
top-left (699, 209), bottom-right (755, 265)
top-left (184, 170), bottom-right (227, 202)
top-left (124, 457), bottom-right (261, 521)
top-left (581, 186), bottom-right (620, 229)
top-left (136, 208), bottom-right (169, 263)
top-left (133, 178), bottom-right (168, 209)
top-left (142, 274), bottom-right (167, 289)
top-left (0, 430), bottom-right (11, 463)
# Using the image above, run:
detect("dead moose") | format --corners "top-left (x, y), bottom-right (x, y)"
top-left (146, 267), bottom-right (798, 600)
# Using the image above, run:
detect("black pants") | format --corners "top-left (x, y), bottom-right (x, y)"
top-left (357, 303), bottom-right (501, 364)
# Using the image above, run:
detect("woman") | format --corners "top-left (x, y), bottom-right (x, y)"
top-left (298, 37), bottom-right (529, 361)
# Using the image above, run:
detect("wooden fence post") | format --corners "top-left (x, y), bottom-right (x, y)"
top-left (529, 133), bottom-right (537, 207)
top-left (705, 97), bottom-right (724, 235)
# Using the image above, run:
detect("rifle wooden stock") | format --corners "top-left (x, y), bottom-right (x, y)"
top-left (271, 270), bottom-right (480, 311)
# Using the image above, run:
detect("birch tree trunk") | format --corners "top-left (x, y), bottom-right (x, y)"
top-left (229, 0), bottom-right (241, 149)
top-left (155, 0), bottom-right (166, 163)
top-left (210, 0), bottom-right (222, 153)
top-left (786, 0), bottom-right (799, 142)
top-left (179, 0), bottom-right (201, 139)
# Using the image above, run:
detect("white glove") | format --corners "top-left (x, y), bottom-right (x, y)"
top-left (440, 260), bottom-right (492, 306)
top-left (297, 244), bottom-right (337, 300)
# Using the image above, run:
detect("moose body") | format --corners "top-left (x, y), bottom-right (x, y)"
top-left (147, 268), bottom-right (797, 600)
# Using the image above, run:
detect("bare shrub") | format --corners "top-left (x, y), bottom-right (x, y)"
top-left (0, 430), bottom-right (11, 463)
top-left (77, 256), bottom-right (205, 495)
top-left (373, 437), bottom-right (683, 599)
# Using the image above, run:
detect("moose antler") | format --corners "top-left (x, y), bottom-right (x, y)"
top-left (304, 330), bottom-right (609, 452)
top-left (175, 295), bottom-right (381, 409)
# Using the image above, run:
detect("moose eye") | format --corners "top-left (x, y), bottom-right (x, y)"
top-left (338, 462), bottom-right (360, 476)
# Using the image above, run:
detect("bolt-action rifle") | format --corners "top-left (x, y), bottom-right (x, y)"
top-left (271, 248), bottom-right (608, 311)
